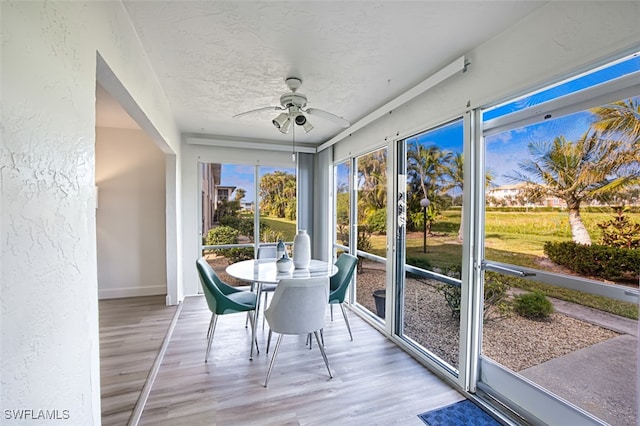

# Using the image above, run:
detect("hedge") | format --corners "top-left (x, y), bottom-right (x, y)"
top-left (543, 241), bottom-right (640, 282)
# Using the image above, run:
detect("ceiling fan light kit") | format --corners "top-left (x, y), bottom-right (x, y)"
top-left (234, 77), bottom-right (350, 134)
top-left (272, 112), bottom-right (290, 133)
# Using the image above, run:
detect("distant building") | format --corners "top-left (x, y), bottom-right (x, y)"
top-left (487, 183), bottom-right (565, 208)
top-left (200, 164), bottom-right (239, 235)
top-left (201, 163), bottom-right (221, 235)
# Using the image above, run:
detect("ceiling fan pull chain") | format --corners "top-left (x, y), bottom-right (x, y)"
top-left (292, 120), bottom-right (296, 162)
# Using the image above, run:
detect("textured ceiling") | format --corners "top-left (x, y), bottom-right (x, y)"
top-left (99, 1), bottom-right (546, 145)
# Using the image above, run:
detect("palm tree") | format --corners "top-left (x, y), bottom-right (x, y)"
top-left (407, 143), bottom-right (449, 200)
top-left (509, 132), bottom-right (638, 245)
top-left (441, 153), bottom-right (495, 241)
top-left (406, 143), bottom-right (451, 234)
top-left (441, 152), bottom-right (465, 241)
top-left (590, 98), bottom-right (640, 145)
top-left (357, 150), bottom-right (387, 217)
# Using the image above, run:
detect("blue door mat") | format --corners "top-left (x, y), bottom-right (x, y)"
top-left (418, 399), bottom-right (501, 426)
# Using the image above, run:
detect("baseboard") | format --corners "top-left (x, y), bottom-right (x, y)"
top-left (98, 285), bottom-right (166, 299)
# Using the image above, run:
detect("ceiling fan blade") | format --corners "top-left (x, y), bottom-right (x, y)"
top-left (233, 106), bottom-right (283, 118)
top-left (305, 108), bottom-right (350, 128)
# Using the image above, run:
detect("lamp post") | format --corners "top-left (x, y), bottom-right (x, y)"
top-left (420, 198), bottom-right (430, 253)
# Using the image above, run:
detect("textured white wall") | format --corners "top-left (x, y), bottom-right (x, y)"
top-left (1, 2), bottom-right (180, 423)
top-left (96, 127), bottom-right (167, 299)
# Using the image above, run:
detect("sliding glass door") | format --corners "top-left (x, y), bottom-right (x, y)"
top-left (353, 148), bottom-right (388, 321)
top-left (477, 54), bottom-right (639, 425)
top-left (396, 119), bottom-right (465, 374)
top-left (329, 51), bottom-right (639, 426)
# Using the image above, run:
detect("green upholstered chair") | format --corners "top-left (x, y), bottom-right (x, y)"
top-left (328, 254), bottom-right (358, 341)
top-left (196, 257), bottom-right (258, 362)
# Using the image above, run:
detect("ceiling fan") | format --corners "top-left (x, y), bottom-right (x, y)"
top-left (233, 77), bottom-right (350, 134)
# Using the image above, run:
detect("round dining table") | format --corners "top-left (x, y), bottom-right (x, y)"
top-left (226, 258), bottom-right (338, 360)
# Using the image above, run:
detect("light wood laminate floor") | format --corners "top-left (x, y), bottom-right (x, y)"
top-left (99, 295), bottom-right (178, 425)
top-left (107, 295), bottom-right (464, 425)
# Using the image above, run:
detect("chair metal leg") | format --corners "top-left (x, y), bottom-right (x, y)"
top-left (206, 313), bottom-right (215, 340)
top-left (246, 282), bottom-right (256, 328)
top-left (330, 304), bottom-right (334, 321)
top-left (266, 329), bottom-right (272, 354)
top-left (251, 284), bottom-right (263, 360)
top-left (247, 310), bottom-right (259, 356)
top-left (264, 334), bottom-right (284, 387)
top-left (204, 313), bottom-right (218, 362)
top-left (340, 303), bottom-right (353, 341)
top-left (314, 331), bottom-right (333, 378)
top-left (262, 292), bottom-right (270, 329)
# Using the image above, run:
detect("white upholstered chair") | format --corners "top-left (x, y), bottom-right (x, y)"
top-left (263, 276), bottom-right (332, 387)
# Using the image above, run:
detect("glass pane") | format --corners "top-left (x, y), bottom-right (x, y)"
top-left (354, 148), bottom-right (388, 321)
top-left (334, 160), bottom-right (351, 259)
top-left (401, 119), bottom-right (464, 371)
top-left (200, 163), bottom-right (297, 284)
top-left (258, 166), bottom-right (297, 245)
top-left (482, 86), bottom-right (639, 425)
top-left (484, 52), bottom-right (640, 121)
top-left (201, 163), bottom-right (255, 283)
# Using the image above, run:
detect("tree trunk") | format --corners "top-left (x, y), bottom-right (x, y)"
top-left (457, 206), bottom-right (464, 243)
top-left (568, 208), bottom-right (591, 245)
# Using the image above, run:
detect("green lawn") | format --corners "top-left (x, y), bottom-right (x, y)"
top-left (364, 209), bottom-right (639, 319)
top-left (260, 216), bottom-right (297, 241)
top-left (258, 210), bottom-right (638, 319)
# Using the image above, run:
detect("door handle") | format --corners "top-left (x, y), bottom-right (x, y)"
top-left (481, 261), bottom-right (536, 277)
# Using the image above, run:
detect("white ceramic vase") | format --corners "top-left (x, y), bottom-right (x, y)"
top-left (292, 229), bottom-right (311, 269)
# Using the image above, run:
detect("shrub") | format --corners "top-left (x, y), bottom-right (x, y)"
top-left (219, 216), bottom-right (254, 237)
top-left (514, 291), bottom-right (554, 319)
top-left (285, 202), bottom-right (297, 221)
top-left (483, 272), bottom-right (513, 322)
top-left (434, 270), bottom-right (512, 320)
top-left (544, 241), bottom-right (640, 281)
top-left (597, 207), bottom-right (640, 249)
top-left (262, 227), bottom-right (284, 243)
top-left (206, 226), bottom-right (238, 246)
top-left (226, 247), bottom-right (254, 263)
top-left (435, 283), bottom-right (461, 317)
top-left (218, 216), bottom-right (271, 240)
top-left (204, 226), bottom-right (252, 262)
top-left (366, 208), bottom-right (387, 234)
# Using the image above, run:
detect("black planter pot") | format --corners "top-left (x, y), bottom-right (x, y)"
top-left (372, 289), bottom-right (386, 319)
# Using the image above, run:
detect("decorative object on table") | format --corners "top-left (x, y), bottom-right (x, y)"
top-left (276, 255), bottom-right (292, 273)
top-left (292, 229), bottom-right (311, 269)
top-left (276, 239), bottom-right (287, 260)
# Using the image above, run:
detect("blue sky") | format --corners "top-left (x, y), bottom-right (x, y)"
top-left (483, 54), bottom-right (639, 185)
top-left (216, 53), bottom-right (639, 195)
top-left (219, 164), bottom-right (295, 203)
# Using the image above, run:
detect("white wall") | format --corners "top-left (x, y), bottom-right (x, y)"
top-left (96, 127), bottom-right (167, 299)
top-left (333, 2), bottom-right (640, 161)
top-left (1, 2), bottom-right (181, 424)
